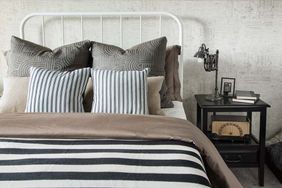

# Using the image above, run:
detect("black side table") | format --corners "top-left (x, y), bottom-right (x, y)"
top-left (195, 94), bottom-right (271, 186)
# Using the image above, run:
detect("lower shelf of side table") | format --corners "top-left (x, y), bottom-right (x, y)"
top-left (208, 133), bottom-right (259, 167)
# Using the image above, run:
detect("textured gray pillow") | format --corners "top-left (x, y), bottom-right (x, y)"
top-left (91, 37), bottom-right (167, 76)
top-left (7, 36), bottom-right (92, 77)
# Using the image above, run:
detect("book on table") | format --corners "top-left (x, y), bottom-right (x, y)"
top-left (236, 90), bottom-right (260, 100)
top-left (232, 98), bottom-right (257, 104)
top-left (232, 90), bottom-right (260, 104)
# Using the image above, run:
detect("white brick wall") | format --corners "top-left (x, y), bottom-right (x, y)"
top-left (0, 0), bottom-right (280, 139)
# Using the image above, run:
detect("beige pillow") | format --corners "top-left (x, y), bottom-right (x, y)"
top-left (83, 76), bottom-right (164, 115)
top-left (83, 78), bottom-right (94, 112)
top-left (147, 76), bottom-right (164, 115)
top-left (0, 51), bottom-right (8, 96)
top-left (0, 77), bottom-right (29, 112)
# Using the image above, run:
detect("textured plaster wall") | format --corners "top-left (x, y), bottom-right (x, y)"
top-left (0, 0), bottom-right (281, 139)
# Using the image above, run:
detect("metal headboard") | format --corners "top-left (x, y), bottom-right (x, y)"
top-left (20, 12), bottom-right (183, 97)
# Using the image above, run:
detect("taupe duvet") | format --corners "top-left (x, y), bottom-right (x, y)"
top-left (0, 113), bottom-right (242, 188)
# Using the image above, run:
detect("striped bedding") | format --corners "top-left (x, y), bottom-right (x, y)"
top-left (0, 138), bottom-right (211, 188)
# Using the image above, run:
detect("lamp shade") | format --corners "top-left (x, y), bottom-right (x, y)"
top-left (194, 43), bottom-right (208, 59)
top-left (194, 50), bottom-right (205, 58)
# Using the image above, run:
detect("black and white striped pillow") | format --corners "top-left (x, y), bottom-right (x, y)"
top-left (25, 67), bottom-right (90, 113)
top-left (91, 69), bottom-right (148, 114)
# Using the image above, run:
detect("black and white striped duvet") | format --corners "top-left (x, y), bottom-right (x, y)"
top-left (0, 138), bottom-right (211, 188)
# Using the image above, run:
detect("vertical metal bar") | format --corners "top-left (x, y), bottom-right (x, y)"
top-left (180, 50), bottom-right (183, 98)
top-left (247, 111), bottom-right (252, 134)
top-left (100, 16), bottom-right (103, 43)
top-left (61, 16), bottom-right (64, 45)
top-left (203, 109), bottom-right (208, 134)
top-left (120, 16), bottom-right (123, 48)
top-left (80, 16), bottom-right (84, 40)
top-left (159, 15), bottom-right (162, 37)
top-left (196, 103), bottom-right (201, 129)
top-left (139, 16), bottom-right (142, 43)
top-left (41, 16), bottom-right (45, 46)
top-left (259, 108), bottom-right (267, 186)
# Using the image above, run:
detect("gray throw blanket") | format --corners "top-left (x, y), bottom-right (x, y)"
top-left (268, 142), bottom-right (282, 171)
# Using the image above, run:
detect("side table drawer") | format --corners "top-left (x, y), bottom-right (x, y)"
top-left (220, 150), bottom-right (258, 167)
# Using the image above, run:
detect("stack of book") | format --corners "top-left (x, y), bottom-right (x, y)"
top-left (232, 90), bottom-right (260, 104)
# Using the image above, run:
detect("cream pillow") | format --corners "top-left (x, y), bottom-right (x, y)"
top-left (83, 76), bottom-right (164, 115)
top-left (0, 51), bottom-right (8, 96)
top-left (0, 77), bottom-right (29, 112)
top-left (147, 76), bottom-right (165, 115)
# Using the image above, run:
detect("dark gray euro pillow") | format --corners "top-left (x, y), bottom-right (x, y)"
top-left (91, 37), bottom-right (171, 107)
top-left (91, 36), bottom-right (167, 77)
top-left (7, 36), bottom-right (92, 77)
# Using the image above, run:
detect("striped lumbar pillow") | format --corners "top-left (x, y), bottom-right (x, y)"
top-left (91, 69), bottom-right (148, 114)
top-left (25, 67), bottom-right (90, 113)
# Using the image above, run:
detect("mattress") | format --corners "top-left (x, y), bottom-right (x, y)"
top-left (162, 101), bottom-right (187, 120)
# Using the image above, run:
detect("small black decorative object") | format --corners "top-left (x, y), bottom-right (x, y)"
top-left (223, 82), bottom-right (232, 95)
top-left (194, 43), bottom-right (222, 101)
top-left (220, 77), bottom-right (236, 97)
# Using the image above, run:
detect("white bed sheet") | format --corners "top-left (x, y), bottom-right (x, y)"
top-left (162, 101), bottom-right (187, 120)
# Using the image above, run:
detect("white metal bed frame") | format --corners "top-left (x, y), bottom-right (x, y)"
top-left (19, 12), bottom-right (183, 97)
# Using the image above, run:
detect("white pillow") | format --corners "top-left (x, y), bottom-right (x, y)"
top-left (25, 67), bottom-right (90, 113)
top-left (91, 69), bottom-right (148, 114)
top-left (84, 76), bottom-right (164, 115)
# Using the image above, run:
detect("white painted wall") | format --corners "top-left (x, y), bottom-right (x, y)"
top-left (0, 0), bottom-right (280, 139)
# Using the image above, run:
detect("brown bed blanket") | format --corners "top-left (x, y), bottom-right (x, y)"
top-left (0, 113), bottom-right (242, 188)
